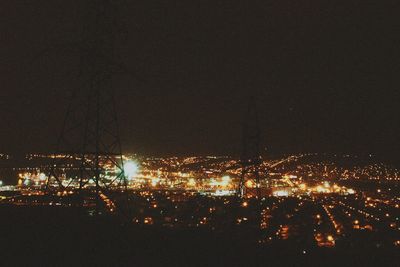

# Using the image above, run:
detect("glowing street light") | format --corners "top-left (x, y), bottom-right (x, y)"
top-left (245, 180), bottom-right (255, 188)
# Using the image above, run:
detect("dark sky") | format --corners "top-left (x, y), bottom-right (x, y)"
top-left (1, 0), bottom-right (399, 157)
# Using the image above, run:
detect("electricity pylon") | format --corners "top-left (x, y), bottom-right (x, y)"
top-left (238, 96), bottom-right (262, 199)
top-left (47, 0), bottom-right (127, 213)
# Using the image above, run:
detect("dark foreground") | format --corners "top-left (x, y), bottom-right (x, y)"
top-left (1, 206), bottom-right (399, 267)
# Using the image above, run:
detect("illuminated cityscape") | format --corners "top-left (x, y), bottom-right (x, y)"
top-left (2, 0), bottom-right (399, 266)
top-left (1, 153), bottom-right (400, 257)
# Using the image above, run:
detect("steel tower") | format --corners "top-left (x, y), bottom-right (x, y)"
top-left (47, 0), bottom-right (127, 213)
top-left (238, 96), bottom-right (262, 199)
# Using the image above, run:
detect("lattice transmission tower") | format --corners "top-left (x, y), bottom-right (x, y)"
top-left (238, 96), bottom-right (262, 199)
top-left (47, 0), bottom-right (127, 213)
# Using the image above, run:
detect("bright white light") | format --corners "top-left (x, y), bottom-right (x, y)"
top-left (221, 176), bottom-right (231, 186)
top-left (124, 161), bottom-right (139, 180)
top-left (0, 180), bottom-right (3, 186)
top-left (39, 173), bottom-right (47, 181)
top-left (347, 188), bottom-right (355, 194)
top-left (213, 190), bottom-right (235, 196)
top-left (273, 190), bottom-right (290, 197)
top-left (151, 177), bottom-right (160, 187)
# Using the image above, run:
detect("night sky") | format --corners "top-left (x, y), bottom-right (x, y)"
top-left (1, 0), bottom-right (399, 158)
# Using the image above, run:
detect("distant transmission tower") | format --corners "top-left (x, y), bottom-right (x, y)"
top-left (47, 0), bottom-right (127, 213)
top-left (238, 96), bottom-right (262, 199)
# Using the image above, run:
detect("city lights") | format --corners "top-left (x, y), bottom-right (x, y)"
top-left (2, 152), bottom-right (400, 254)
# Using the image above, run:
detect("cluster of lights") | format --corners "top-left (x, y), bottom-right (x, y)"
top-left (209, 176), bottom-right (233, 188)
top-left (99, 192), bottom-right (116, 212)
top-left (323, 205), bottom-right (342, 234)
top-left (339, 201), bottom-right (380, 222)
top-left (294, 181), bottom-right (355, 195)
top-left (18, 172), bottom-right (48, 186)
top-left (315, 233), bottom-right (335, 248)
